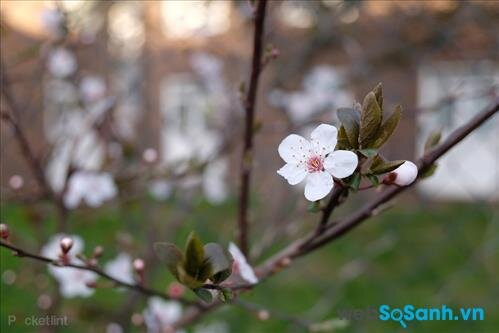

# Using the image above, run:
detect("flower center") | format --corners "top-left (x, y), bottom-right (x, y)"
top-left (306, 155), bottom-right (324, 173)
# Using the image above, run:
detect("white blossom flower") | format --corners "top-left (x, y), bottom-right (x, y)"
top-left (277, 124), bottom-right (358, 201)
top-left (41, 234), bottom-right (97, 298)
top-left (228, 242), bottom-right (258, 284)
top-left (143, 297), bottom-right (184, 333)
top-left (80, 75), bottom-right (106, 103)
top-left (104, 253), bottom-right (134, 285)
top-left (391, 161), bottom-right (418, 186)
top-left (64, 171), bottom-right (117, 209)
top-left (48, 48), bottom-right (77, 78)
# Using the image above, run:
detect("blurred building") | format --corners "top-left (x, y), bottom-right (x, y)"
top-left (1, 0), bottom-right (498, 202)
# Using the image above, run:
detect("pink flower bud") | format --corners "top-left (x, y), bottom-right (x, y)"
top-left (279, 257), bottom-right (292, 267)
top-left (257, 310), bottom-right (270, 321)
top-left (133, 258), bottom-right (145, 272)
top-left (9, 175), bottom-right (24, 190)
top-left (142, 148), bottom-right (158, 163)
top-left (167, 282), bottom-right (185, 299)
top-left (0, 224), bottom-right (10, 240)
top-left (59, 237), bottom-right (74, 254)
top-left (93, 245), bottom-right (104, 258)
top-left (391, 161), bottom-right (418, 186)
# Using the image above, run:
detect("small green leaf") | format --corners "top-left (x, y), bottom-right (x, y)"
top-left (177, 266), bottom-right (205, 289)
top-left (372, 105), bottom-right (402, 148)
top-left (154, 242), bottom-right (183, 279)
top-left (307, 201), bottom-right (321, 213)
top-left (194, 288), bottom-right (213, 303)
top-left (358, 148), bottom-right (378, 158)
top-left (370, 160), bottom-right (405, 175)
top-left (424, 130), bottom-right (441, 153)
top-left (336, 126), bottom-right (351, 150)
top-left (367, 174), bottom-right (379, 186)
top-left (369, 154), bottom-right (385, 170)
top-left (348, 173), bottom-right (361, 192)
top-left (359, 92), bottom-right (382, 148)
top-left (421, 163), bottom-right (438, 178)
top-left (373, 82), bottom-right (383, 110)
top-left (219, 288), bottom-right (234, 303)
top-left (337, 108), bottom-right (360, 149)
top-left (204, 243), bottom-right (232, 284)
top-left (184, 232), bottom-right (205, 278)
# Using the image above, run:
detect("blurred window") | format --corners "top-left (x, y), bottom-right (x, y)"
top-left (417, 61), bottom-right (499, 201)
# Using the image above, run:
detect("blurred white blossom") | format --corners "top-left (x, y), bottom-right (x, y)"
top-left (148, 180), bottom-right (173, 201)
top-left (277, 124), bottom-right (358, 201)
top-left (104, 253), bottom-right (134, 285)
top-left (202, 159), bottom-right (228, 204)
top-left (80, 75), bottom-right (106, 103)
top-left (41, 234), bottom-right (97, 298)
top-left (64, 171), bottom-right (117, 209)
top-left (269, 66), bottom-right (353, 123)
top-left (228, 242), bottom-right (258, 284)
top-left (48, 48), bottom-right (77, 78)
top-left (143, 297), bottom-right (184, 333)
top-left (41, 9), bottom-right (65, 38)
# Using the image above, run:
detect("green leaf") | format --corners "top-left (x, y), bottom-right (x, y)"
top-left (369, 154), bottom-right (385, 170)
top-left (307, 201), bottom-right (321, 213)
top-left (177, 266), bottom-right (205, 289)
top-left (367, 174), bottom-right (379, 186)
top-left (372, 105), bottom-right (402, 148)
top-left (219, 288), bottom-right (234, 303)
top-left (204, 243), bottom-right (232, 284)
top-left (184, 232), bottom-right (205, 278)
top-left (370, 160), bottom-right (405, 175)
top-left (421, 163), bottom-right (438, 178)
top-left (197, 259), bottom-right (213, 282)
top-left (373, 82), bottom-right (383, 110)
top-left (348, 173), bottom-right (361, 192)
top-left (337, 108), bottom-right (360, 149)
top-left (424, 130), bottom-right (441, 153)
top-left (193, 288), bottom-right (213, 303)
top-left (358, 148), bottom-right (377, 158)
top-left (153, 242), bottom-right (183, 279)
top-left (359, 92), bottom-right (382, 148)
top-left (336, 126), bottom-right (351, 150)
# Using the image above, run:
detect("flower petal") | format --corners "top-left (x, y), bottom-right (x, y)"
top-left (278, 134), bottom-right (312, 165)
top-left (324, 150), bottom-right (358, 178)
top-left (277, 163), bottom-right (307, 185)
top-left (304, 171), bottom-right (333, 201)
top-left (310, 124), bottom-right (338, 156)
top-left (228, 242), bottom-right (258, 284)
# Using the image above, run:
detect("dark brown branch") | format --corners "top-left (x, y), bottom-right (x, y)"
top-left (0, 240), bottom-right (197, 307)
top-left (237, 0), bottom-right (268, 257)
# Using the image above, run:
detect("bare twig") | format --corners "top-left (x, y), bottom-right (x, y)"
top-left (0, 240), bottom-right (197, 307)
top-left (237, 0), bottom-right (268, 257)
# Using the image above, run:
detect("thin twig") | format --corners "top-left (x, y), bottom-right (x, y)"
top-left (0, 240), bottom-right (197, 307)
top-left (237, 0), bottom-right (268, 257)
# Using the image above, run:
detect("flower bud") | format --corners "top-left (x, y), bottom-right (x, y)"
top-left (257, 310), bottom-right (270, 321)
top-left (59, 237), bottom-right (74, 254)
top-left (142, 148), bottom-right (158, 163)
top-left (133, 258), bottom-right (145, 272)
top-left (167, 282), bottom-right (185, 299)
top-left (0, 224), bottom-right (10, 240)
top-left (390, 161), bottom-right (418, 186)
top-left (279, 257), bottom-right (292, 268)
top-left (93, 245), bottom-right (104, 258)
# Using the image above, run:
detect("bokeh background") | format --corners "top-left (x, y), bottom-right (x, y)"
top-left (1, 1), bottom-right (498, 332)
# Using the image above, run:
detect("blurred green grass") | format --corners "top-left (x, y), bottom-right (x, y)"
top-left (1, 199), bottom-right (498, 332)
